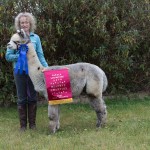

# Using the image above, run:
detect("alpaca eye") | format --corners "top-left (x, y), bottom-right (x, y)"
top-left (38, 67), bottom-right (40, 70)
top-left (13, 41), bottom-right (20, 44)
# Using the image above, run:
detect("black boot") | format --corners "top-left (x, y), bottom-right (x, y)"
top-left (28, 103), bottom-right (37, 130)
top-left (18, 105), bottom-right (27, 131)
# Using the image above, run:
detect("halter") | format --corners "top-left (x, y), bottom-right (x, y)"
top-left (15, 32), bottom-right (31, 50)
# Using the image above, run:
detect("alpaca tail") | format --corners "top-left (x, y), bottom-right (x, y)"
top-left (102, 72), bottom-right (108, 92)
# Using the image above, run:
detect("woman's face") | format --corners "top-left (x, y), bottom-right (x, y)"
top-left (19, 16), bottom-right (30, 34)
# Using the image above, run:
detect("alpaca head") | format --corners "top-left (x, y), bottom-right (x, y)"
top-left (7, 29), bottom-right (30, 50)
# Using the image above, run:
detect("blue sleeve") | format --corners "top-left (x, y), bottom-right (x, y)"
top-left (36, 35), bottom-right (48, 67)
top-left (5, 48), bottom-right (19, 62)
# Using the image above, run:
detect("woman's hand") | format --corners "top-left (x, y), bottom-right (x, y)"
top-left (41, 68), bottom-right (48, 72)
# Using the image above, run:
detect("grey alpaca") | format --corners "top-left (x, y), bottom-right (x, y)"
top-left (7, 30), bottom-right (108, 133)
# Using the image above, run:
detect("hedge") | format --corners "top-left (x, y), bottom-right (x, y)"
top-left (0, 0), bottom-right (149, 106)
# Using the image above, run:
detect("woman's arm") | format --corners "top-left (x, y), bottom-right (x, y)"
top-left (5, 48), bottom-right (19, 62)
top-left (36, 35), bottom-right (48, 67)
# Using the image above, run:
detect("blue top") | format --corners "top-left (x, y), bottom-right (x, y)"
top-left (5, 32), bottom-right (48, 69)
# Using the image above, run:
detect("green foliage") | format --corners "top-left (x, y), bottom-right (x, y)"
top-left (0, 59), bottom-right (16, 106)
top-left (0, 0), bottom-right (149, 105)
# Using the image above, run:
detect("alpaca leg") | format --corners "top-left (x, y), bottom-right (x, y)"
top-left (56, 108), bottom-right (60, 130)
top-left (48, 105), bottom-right (60, 133)
top-left (89, 96), bottom-right (107, 128)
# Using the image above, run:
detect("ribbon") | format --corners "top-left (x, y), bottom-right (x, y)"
top-left (43, 69), bottom-right (73, 105)
top-left (15, 44), bottom-right (28, 75)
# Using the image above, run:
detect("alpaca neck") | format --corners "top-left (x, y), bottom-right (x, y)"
top-left (27, 43), bottom-right (43, 69)
top-left (27, 43), bottom-right (45, 92)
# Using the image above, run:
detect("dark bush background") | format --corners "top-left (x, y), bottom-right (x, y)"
top-left (0, 0), bottom-right (149, 106)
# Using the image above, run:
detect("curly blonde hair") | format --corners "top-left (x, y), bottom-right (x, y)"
top-left (15, 12), bottom-right (36, 32)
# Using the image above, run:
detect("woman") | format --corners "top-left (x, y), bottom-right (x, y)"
top-left (5, 12), bottom-right (48, 131)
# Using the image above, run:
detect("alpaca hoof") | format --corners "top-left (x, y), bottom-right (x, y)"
top-left (49, 120), bottom-right (60, 134)
top-left (49, 125), bottom-right (56, 134)
top-left (96, 120), bottom-right (101, 128)
top-left (50, 129), bottom-right (56, 134)
top-left (96, 122), bottom-right (106, 128)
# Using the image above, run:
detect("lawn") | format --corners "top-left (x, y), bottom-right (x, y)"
top-left (0, 96), bottom-right (150, 150)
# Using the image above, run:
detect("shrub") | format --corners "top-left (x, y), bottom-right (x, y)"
top-left (0, 0), bottom-right (149, 106)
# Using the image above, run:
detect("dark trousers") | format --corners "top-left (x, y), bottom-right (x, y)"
top-left (14, 70), bottom-right (37, 105)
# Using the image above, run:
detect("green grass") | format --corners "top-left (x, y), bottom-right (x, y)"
top-left (0, 96), bottom-right (150, 150)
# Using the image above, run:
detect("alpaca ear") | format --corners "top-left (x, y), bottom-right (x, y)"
top-left (20, 29), bottom-right (27, 39)
top-left (17, 30), bottom-right (21, 34)
top-left (17, 29), bottom-right (24, 39)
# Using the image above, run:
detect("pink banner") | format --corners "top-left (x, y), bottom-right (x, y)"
top-left (43, 68), bottom-right (73, 105)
